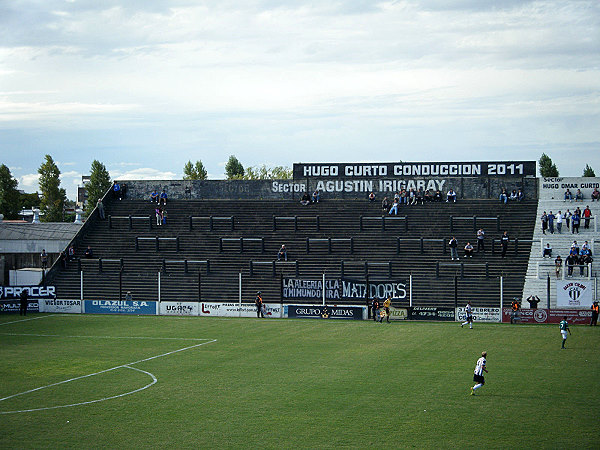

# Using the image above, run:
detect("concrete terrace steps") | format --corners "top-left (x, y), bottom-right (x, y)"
top-left (522, 200), bottom-right (598, 306)
top-left (48, 197), bottom-right (537, 307)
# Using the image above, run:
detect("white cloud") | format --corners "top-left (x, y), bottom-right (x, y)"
top-left (112, 168), bottom-right (177, 180)
top-left (19, 173), bottom-right (40, 190)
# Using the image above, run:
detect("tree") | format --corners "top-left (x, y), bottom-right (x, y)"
top-left (242, 165), bottom-right (292, 180)
top-left (225, 155), bottom-right (244, 179)
top-left (20, 192), bottom-right (40, 210)
top-left (38, 154), bottom-right (67, 222)
top-left (539, 153), bottom-right (559, 177)
top-left (85, 160), bottom-right (111, 216)
top-left (582, 164), bottom-right (595, 177)
top-left (0, 164), bottom-right (21, 219)
top-left (183, 160), bottom-right (208, 180)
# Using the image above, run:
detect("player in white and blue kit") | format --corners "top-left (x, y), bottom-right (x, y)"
top-left (470, 351), bottom-right (488, 395)
top-left (461, 302), bottom-right (473, 329)
top-left (559, 316), bottom-right (571, 349)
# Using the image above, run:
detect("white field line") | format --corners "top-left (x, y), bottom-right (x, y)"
top-left (0, 366), bottom-right (157, 414)
top-left (0, 315), bottom-right (57, 326)
top-left (0, 337), bottom-right (217, 414)
top-left (0, 333), bottom-right (211, 341)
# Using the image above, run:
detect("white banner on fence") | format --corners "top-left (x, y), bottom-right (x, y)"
top-left (198, 302), bottom-right (283, 318)
top-left (556, 280), bottom-right (593, 307)
top-left (456, 306), bottom-right (501, 322)
top-left (40, 299), bottom-right (82, 314)
top-left (159, 302), bottom-right (199, 316)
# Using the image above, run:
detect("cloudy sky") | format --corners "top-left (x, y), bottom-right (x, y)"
top-left (1, 0), bottom-right (598, 200)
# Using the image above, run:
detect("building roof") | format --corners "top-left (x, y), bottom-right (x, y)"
top-left (0, 222), bottom-right (82, 241)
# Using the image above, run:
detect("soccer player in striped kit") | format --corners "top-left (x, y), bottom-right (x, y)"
top-left (470, 351), bottom-right (488, 395)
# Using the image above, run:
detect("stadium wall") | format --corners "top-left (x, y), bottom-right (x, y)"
top-left (119, 160), bottom-right (537, 200)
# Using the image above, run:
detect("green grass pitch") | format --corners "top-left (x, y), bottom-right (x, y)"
top-left (0, 313), bottom-right (598, 448)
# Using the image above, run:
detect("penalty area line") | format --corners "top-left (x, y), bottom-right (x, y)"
top-left (0, 338), bottom-right (217, 414)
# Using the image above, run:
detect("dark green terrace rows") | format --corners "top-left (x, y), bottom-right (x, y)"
top-left (47, 197), bottom-right (537, 308)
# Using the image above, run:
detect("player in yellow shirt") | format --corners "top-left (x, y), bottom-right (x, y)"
top-left (383, 297), bottom-right (391, 323)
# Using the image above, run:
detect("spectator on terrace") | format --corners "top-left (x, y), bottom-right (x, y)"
top-left (570, 240), bottom-right (579, 255)
top-left (526, 295), bottom-right (540, 309)
top-left (424, 189), bottom-right (434, 202)
top-left (464, 242), bottom-right (474, 258)
top-left (541, 211), bottom-right (548, 235)
top-left (542, 243), bottom-right (552, 258)
top-left (409, 188), bottom-right (417, 205)
top-left (184, 186), bottom-right (191, 199)
top-left (161, 209), bottom-right (168, 226)
top-left (564, 209), bottom-right (572, 230)
top-left (548, 211), bottom-right (555, 234)
top-left (68, 245), bottom-right (75, 261)
top-left (393, 191), bottom-right (400, 204)
top-left (381, 196), bottom-right (390, 213)
top-left (449, 236), bottom-right (459, 261)
top-left (581, 241), bottom-right (591, 255)
top-left (566, 253), bottom-right (577, 277)
top-left (416, 188), bottom-right (424, 204)
top-left (581, 253), bottom-right (593, 275)
top-left (554, 255), bottom-right (562, 278)
top-left (517, 189), bottom-right (524, 201)
top-left (500, 231), bottom-right (509, 258)
top-left (556, 210), bottom-right (563, 233)
top-left (84, 246), bottom-right (94, 259)
top-left (571, 210), bottom-right (581, 234)
top-left (277, 244), bottom-right (288, 262)
top-left (96, 199), bottom-right (105, 220)
top-left (159, 190), bottom-right (168, 206)
top-left (300, 193), bottom-right (311, 206)
top-left (155, 207), bottom-right (163, 226)
top-left (583, 205), bottom-right (592, 229)
top-left (434, 190), bottom-right (442, 202)
top-left (40, 249), bottom-right (48, 270)
top-left (125, 291), bottom-right (133, 301)
top-left (369, 192), bottom-right (375, 202)
top-left (59, 250), bottom-right (67, 268)
top-left (499, 189), bottom-right (508, 204)
top-left (575, 189), bottom-right (584, 202)
top-left (592, 188), bottom-right (600, 202)
top-left (150, 190), bottom-right (158, 203)
top-left (446, 189), bottom-right (457, 203)
top-left (509, 190), bottom-right (518, 201)
top-left (113, 182), bottom-right (122, 200)
top-left (476, 228), bottom-right (485, 253)
top-left (312, 190), bottom-right (320, 203)
top-left (564, 189), bottom-right (573, 201)
top-left (389, 198), bottom-right (399, 216)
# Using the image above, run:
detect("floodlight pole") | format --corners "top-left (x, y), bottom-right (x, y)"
top-left (322, 273), bottom-right (326, 306)
top-left (409, 273), bottom-right (413, 307)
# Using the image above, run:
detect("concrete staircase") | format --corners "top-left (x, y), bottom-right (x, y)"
top-left (522, 200), bottom-right (598, 307)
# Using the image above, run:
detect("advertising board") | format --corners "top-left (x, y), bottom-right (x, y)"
top-left (0, 286), bottom-right (56, 299)
top-left (409, 307), bottom-right (455, 321)
top-left (198, 303), bottom-right (282, 318)
top-left (456, 306), bottom-right (501, 322)
top-left (387, 306), bottom-right (408, 321)
top-left (84, 300), bottom-right (157, 315)
top-left (0, 300), bottom-right (39, 314)
top-left (159, 302), bottom-right (199, 316)
top-left (286, 305), bottom-right (366, 320)
top-left (556, 280), bottom-right (593, 308)
top-left (40, 299), bottom-right (82, 313)
top-left (502, 308), bottom-right (592, 325)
